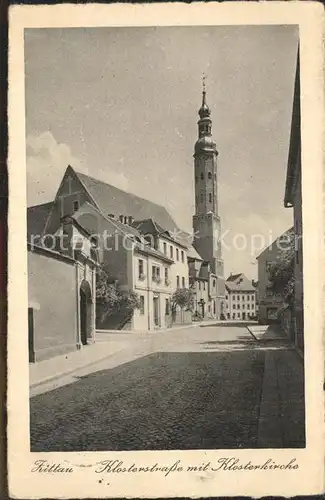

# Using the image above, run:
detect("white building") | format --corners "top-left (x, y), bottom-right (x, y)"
top-left (225, 273), bottom-right (257, 321)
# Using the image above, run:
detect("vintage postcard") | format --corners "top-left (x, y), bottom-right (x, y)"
top-left (7, 2), bottom-right (325, 498)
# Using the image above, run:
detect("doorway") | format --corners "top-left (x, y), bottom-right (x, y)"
top-left (80, 280), bottom-right (92, 345)
top-left (153, 296), bottom-right (160, 327)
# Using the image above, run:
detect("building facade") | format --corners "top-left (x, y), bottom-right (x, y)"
top-left (191, 82), bottom-right (225, 317)
top-left (225, 273), bottom-right (256, 320)
top-left (28, 216), bottom-right (97, 362)
top-left (284, 49), bottom-right (304, 353)
top-left (256, 230), bottom-right (292, 324)
top-left (73, 202), bottom-right (177, 331)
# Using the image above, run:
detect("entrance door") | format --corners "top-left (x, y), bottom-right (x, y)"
top-left (153, 296), bottom-right (159, 326)
top-left (80, 288), bottom-right (88, 345)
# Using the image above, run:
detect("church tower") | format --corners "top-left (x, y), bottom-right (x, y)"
top-left (192, 78), bottom-right (224, 278)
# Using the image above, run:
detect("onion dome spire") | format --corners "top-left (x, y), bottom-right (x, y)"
top-left (194, 73), bottom-right (217, 155)
top-left (199, 73), bottom-right (211, 119)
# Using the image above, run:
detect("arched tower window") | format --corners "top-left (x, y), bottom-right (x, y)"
top-left (208, 172), bottom-right (212, 180)
top-left (200, 172), bottom-right (204, 181)
top-left (209, 193), bottom-right (212, 203)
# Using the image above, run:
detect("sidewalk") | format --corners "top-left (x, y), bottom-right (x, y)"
top-left (257, 347), bottom-right (305, 447)
top-left (29, 326), bottom-right (193, 392)
top-left (29, 336), bottom-right (135, 389)
top-left (246, 323), bottom-right (290, 341)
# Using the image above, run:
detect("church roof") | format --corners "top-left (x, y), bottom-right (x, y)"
top-left (75, 171), bottom-right (179, 233)
top-left (27, 202), bottom-right (53, 240)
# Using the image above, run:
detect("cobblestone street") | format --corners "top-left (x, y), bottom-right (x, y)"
top-left (30, 325), bottom-right (305, 451)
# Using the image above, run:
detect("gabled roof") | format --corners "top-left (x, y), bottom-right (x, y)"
top-left (187, 245), bottom-right (203, 261)
top-left (73, 201), bottom-right (142, 241)
top-left (225, 273), bottom-right (255, 292)
top-left (256, 227), bottom-right (294, 260)
top-left (133, 218), bottom-right (188, 249)
top-left (226, 273), bottom-right (243, 282)
top-left (27, 202), bottom-right (53, 240)
top-left (75, 170), bottom-right (179, 232)
top-left (73, 202), bottom-right (172, 264)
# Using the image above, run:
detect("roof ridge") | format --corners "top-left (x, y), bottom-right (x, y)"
top-left (75, 170), bottom-right (169, 210)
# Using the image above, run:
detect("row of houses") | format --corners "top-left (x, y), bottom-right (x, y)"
top-left (27, 163), bottom-right (226, 361)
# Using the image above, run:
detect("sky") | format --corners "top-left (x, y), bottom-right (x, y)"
top-left (24, 25), bottom-right (299, 279)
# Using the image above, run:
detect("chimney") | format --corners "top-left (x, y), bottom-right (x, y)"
top-left (128, 215), bottom-right (134, 226)
top-left (119, 215), bottom-right (124, 223)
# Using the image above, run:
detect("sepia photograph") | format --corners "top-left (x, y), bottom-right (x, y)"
top-left (26, 24), bottom-right (305, 452)
top-left (7, 3), bottom-right (324, 499)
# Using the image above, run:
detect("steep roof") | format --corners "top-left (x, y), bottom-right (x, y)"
top-left (27, 202), bottom-right (53, 240)
top-left (256, 227), bottom-right (294, 260)
top-left (73, 202), bottom-right (172, 264)
top-left (225, 273), bottom-right (255, 292)
top-left (75, 171), bottom-right (179, 232)
top-left (187, 245), bottom-right (203, 261)
top-left (226, 273), bottom-right (243, 282)
top-left (133, 218), bottom-right (188, 249)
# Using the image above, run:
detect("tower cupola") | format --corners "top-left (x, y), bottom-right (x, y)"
top-left (195, 76), bottom-right (217, 155)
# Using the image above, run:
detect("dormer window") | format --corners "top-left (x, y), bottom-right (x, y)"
top-left (73, 200), bottom-right (79, 212)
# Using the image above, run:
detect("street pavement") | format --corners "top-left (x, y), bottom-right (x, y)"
top-left (30, 324), bottom-right (305, 451)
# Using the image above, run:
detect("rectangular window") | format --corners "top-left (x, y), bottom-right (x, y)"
top-left (152, 265), bottom-right (160, 281)
top-left (140, 296), bottom-right (145, 315)
top-left (163, 242), bottom-right (167, 255)
top-left (252, 294), bottom-right (255, 301)
top-left (164, 267), bottom-right (168, 280)
top-left (237, 304), bottom-right (240, 310)
top-left (165, 299), bottom-right (170, 315)
top-left (73, 200), bottom-right (79, 212)
top-left (170, 246), bottom-right (174, 259)
top-left (209, 193), bottom-right (212, 203)
top-left (182, 277), bottom-right (185, 288)
top-left (138, 259), bottom-right (144, 278)
top-left (199, 282), bottom-right (201, 290)
top-left (247, 304), bottom-right (250, 309)
top-left (233, 304), bottom-right (236, 310)
top-left (181, 250), bottom-right (184, 263)
top-left (176, 276), bottom-right (180, 288)
top-left (176, 248), bottom-right (179, 261)
top-left (242, 295), bottom-right (245, 300)
top-left (266, 261), bottom-right (275, 273)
